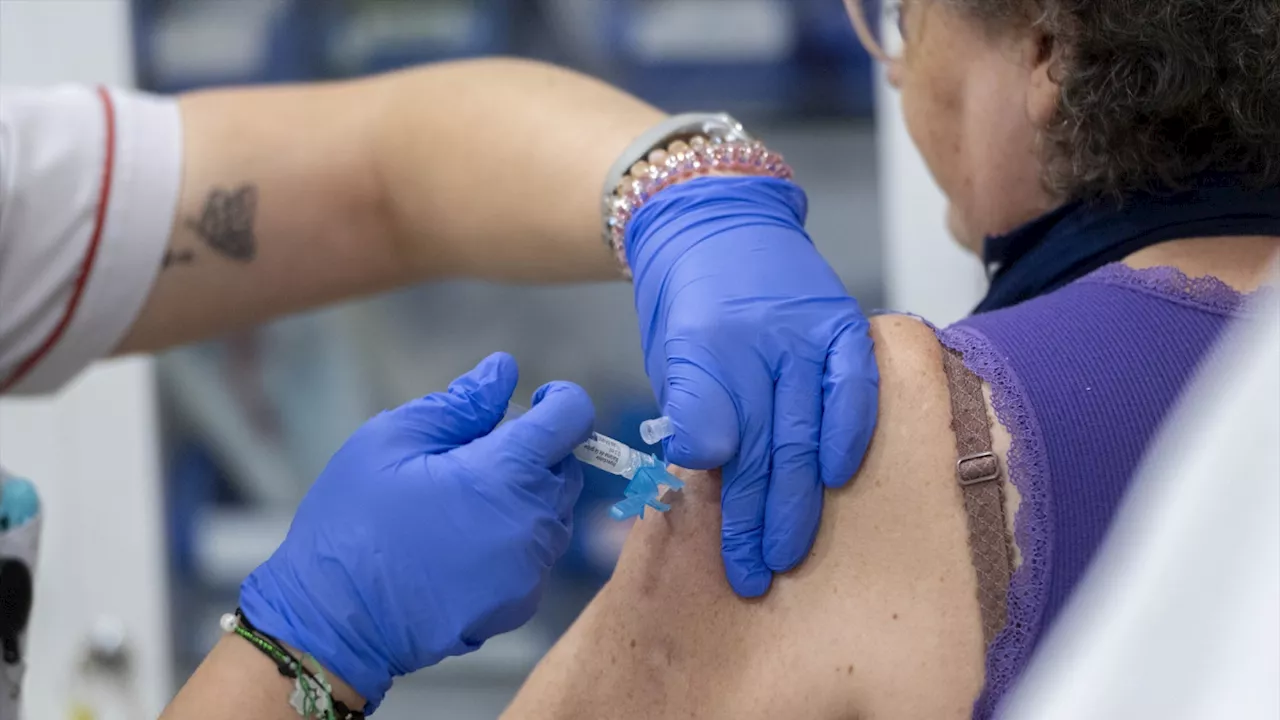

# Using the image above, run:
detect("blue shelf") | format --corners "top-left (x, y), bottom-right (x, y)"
top-left (131, 0), bottom-right (514, 91)
top-left (131, 0), bottom-right (322, 92)
top-left (132, 0), bottom-right (876, 119)
top-left (600, 0), bottom-right (873, 118)
top-left (316, 0), bottom-right (515, 76)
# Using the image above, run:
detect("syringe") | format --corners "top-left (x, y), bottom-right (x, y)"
top-left (639, 415), bottom-right (674, 445)
top-left (506, 403), bottom-right (659, 479)
top-left (505, 404), bottom-right (683, 519)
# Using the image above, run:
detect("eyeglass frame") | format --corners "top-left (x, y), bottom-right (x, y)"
top-left (845, 0), bottom-right (906, 64)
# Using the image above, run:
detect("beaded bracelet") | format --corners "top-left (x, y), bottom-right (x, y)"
top-left (604, 135), bottom-right (795, 274)
top-left (222, 610), bottom-right (364, 720)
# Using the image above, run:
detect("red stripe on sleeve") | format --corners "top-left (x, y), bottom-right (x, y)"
top-left (1, 86), bottom-right (117, 393)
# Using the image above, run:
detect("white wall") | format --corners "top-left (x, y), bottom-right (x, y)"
top-left (0, 1), bottom-right (172, 717)
top-left (874, 65), bottom-right (985, 324)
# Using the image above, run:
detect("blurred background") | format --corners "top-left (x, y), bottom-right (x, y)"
top-left (141, 2), bottom-right (883, 717)
top-left (0, 1), bottom-right (973, 718)
top-left (8, 5), bottom-right (1277, 720)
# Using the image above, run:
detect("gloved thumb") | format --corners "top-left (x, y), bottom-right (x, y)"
top-left (387, 352), bottom-right (519, 452)
top-left (458, 381), bottom-right (595, 471)
top-left (662, 358), bottom-right (740, 469)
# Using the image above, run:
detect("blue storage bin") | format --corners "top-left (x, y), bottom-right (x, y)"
top-left (593, 0), bottom-right (874, 119)
top-left (797, 0), bottom-right (867, 58)
top-left (316, 0), bottom-right (515, 76)
top-left (133, 0), bottom-right (321, 92)
top-left (603, 0), bottom-right (802, 116)
top-left (794, 0), bottom-right (877, 116)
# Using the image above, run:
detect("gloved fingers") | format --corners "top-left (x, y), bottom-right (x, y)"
top-left (388, 352), bottom-right (519, 452)
top-left (463, 381), bottom-right (595, 470)
top-left (819, 321), bottom-right (879, 488)
top-left (718, 405), bottom-right (774, 598)
top-left (660, 357), bottom-right (740, 469)
top-left (762, 362), bottom-right (824, 572)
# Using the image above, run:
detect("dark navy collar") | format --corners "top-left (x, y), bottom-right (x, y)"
top-left (977, 178), bottom-right (1280, 313)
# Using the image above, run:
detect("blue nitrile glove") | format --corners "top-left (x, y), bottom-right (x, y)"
top-left (240, 352), bottom-right (593, 712)
top-left (629, 176), bottom-right (878, 598)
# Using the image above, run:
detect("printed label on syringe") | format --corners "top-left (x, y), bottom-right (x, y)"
top-left (573, 433), bottom-right (629, 475)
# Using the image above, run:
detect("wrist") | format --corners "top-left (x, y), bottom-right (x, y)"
top-left (219, 609), bottom-right (371, 719)
top-left (240, 575), bottom-right (393, 711)
top-left (624, 176), bottom-right (809, 275)
top-left (604, 131), bottom-right (795, 275)
top-left (280, 641), bottom-right (366, 712)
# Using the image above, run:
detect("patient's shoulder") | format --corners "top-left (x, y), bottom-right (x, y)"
top-left (871, 312), bottom-right (948, 367)
top-left (867, 313), bottom-right (953, 429)
top-left (505, 314), bottom-right (989, 720)
top-left (790, 314), bottom-right (986, 717)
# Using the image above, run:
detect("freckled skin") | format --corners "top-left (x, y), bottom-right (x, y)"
top-left (503, 317), bottom-right (991, 719)
top-left (501, 245), bottom-right (1280, 720)
top-left (893, 1), bottom-right (1058, 252)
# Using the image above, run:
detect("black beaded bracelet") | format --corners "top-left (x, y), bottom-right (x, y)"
top-left (223, 609), bottom-right (365, 720)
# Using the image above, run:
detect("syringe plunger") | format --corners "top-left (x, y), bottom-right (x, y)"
top-left (505, 403), bottom-right (683, 519)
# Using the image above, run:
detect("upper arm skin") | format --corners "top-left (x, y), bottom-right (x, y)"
top-left (118, 79), bottom-right (398, 353)
top-left (505, 316), bottom-right (988, 719)
top-left (117, 59), bottom-right (660, 354)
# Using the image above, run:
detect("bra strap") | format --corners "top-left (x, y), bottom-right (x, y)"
top-left (942, 346), bottom-right (1014, 648)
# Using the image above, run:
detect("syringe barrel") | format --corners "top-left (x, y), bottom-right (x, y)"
top-left (507, 403), bottom-right (652, 479)
top-left (573, 432), bottom-right (645, 478)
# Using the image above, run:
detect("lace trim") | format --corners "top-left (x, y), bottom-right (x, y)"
top-left (935, 325), bottom-right (1054, 720)
top-left (928, 263), bottom-right (1265, 717)
top-left (1080, 263), bottom-right (1272, 316)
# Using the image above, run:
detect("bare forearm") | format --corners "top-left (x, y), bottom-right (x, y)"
top-left (120, 58), bottom-right (663, 353)
top-left (162, 636), bottom-right (364, 720)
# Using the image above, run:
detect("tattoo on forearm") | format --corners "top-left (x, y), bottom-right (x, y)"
top-left (162, 249), bottom-right (196, 268)
top-left (185, 184), bottom-right (259, 262)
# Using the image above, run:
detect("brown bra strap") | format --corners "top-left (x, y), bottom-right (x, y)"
top-left (941, 346), bottom-right (1014, 648)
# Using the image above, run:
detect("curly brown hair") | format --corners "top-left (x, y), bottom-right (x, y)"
top-left (957, 0), bottom-right (1280, 200)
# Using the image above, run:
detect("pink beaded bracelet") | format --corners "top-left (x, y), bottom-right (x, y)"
top-left (605, 135), bottom-right (796, 274)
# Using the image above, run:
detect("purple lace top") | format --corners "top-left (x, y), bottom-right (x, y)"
top-left (936, 264), bottom-right (1263, 719)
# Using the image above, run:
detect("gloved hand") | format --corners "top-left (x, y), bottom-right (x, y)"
top-left (629, 176), bottom-right (878, 598)
top-left (240, 352), bottom-right (593, 712)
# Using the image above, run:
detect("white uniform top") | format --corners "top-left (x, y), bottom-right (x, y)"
top-left (0, 85), bottom-right (181, 395)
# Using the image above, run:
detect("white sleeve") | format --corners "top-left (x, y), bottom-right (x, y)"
top-left (0, 85), bottom-right (181, 395)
